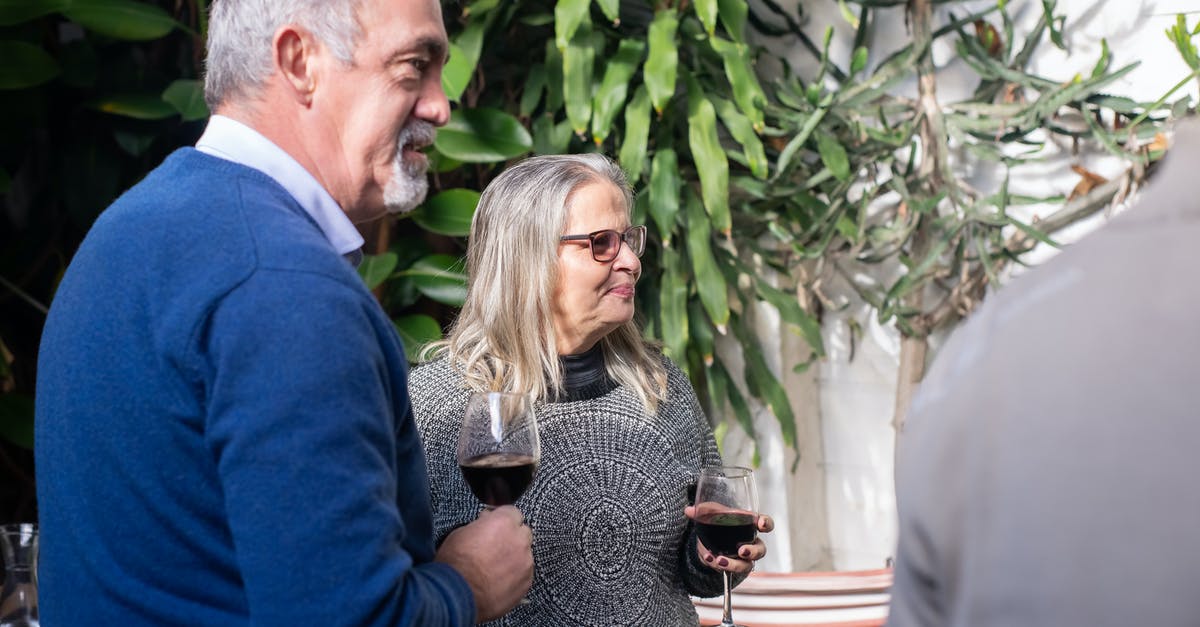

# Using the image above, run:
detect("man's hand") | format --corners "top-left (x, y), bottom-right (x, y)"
top-left (684, 506), bottom-right (774, 573)
top-left (435, 505), bottom-right (533, 622)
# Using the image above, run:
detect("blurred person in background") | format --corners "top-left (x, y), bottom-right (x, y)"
top-left (887, 118), bottom-right (1200, 627)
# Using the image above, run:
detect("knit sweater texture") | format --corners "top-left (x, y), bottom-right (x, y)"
top-left (35, 148), bottom-right (473, 626)
top-left (410, 355), bottom-right (735, 626)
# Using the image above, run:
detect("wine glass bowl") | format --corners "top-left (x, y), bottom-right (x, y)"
top-left (693, 466), bottom-right (758, 627)
top-left (457, 392), bottom-right (540, 509)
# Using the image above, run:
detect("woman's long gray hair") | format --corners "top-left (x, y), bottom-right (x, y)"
top-left (204, 0), bottom-right (364, 110)
top-left (427, 154), bottom-right (668, 413)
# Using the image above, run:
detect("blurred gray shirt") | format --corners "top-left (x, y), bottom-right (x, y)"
top-left (887, 119), bottom-right (1200, 627)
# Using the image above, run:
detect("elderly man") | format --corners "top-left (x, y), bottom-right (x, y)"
top-left (35, 0), bottom-right (532, 624)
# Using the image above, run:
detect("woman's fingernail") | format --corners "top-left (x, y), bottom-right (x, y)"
top-left (704, 554), bottom-right (714, 563)
top-left (718, 557), bottom-right (728, 567)
top-left (740, 547), bottom-right (750, 558)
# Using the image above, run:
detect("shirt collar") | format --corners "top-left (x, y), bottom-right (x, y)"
top-left (195, 115), bottom-right (365, 260)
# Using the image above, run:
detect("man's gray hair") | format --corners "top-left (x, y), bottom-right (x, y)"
top-left (204, 0), bottom-right (365, 110)
top-left (428, 153), bottom-right (668, 413)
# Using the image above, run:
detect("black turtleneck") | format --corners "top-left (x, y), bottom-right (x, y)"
top-left (558, 343), bottom-right (618, 402)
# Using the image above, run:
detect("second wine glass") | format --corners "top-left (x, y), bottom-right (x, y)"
top-left (457, 391), bottom-right (540, 510)
top-left (693, 466), bottom-right (758, 627)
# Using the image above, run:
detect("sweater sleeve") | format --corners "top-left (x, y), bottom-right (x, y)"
top-left (200, 270), bottom-right (474, 626)
top-left (668, 362), bottom-right (750, 598)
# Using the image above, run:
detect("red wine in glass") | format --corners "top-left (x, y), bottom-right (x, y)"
top-left (694, 466), bottom-right (758, 627)
top-left (459, 451), bottom-right (536, 507)
top-left (695, 510), bottom-right (758, 557)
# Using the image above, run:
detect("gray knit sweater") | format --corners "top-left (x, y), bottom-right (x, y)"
top-left (410, 355), bottom-right (734, 626)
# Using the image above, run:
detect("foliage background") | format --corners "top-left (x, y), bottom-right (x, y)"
top-left (0, 0), bottom-right (1190, 532)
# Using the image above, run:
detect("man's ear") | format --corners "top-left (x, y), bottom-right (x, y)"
top-left (274, 25), bottom-right (318, 105)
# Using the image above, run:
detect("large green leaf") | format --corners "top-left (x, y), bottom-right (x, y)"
top-left (617, 85), bottom-right (651, 182)
top-left (695, 0), bottom-right (718, 35)
top-left (648, 148), bottom-right (681, 245)
top-left (590, 38), bottom-right (644, 145)
top-left (0, 393), bottom-right (34, 449)
top-left (434, 107), bottom-right (532, 163)
top-left (401, 253), bottom-right (467, 306)
top-left (562, 18), bottom-right (594, 136)
top-left (708, 358), bottom-right (754, 440)
top-left (532, 114), bottom-right (572, 155)
top-left (412, 188), bottom-right (479, 237)
top-left (357, 252), bottom-right (399, 290)
top-left (687, 299), bottom-right (714, 366)
top-left (64, 0), bottom-right (180, 41)
top-left (644, 9), bottom-right (679, 114)
top-left (595, 0), bottom-right (619, 24)
top-left (0, 40), bottom-right (59, 89)
top-left (554, 0), bottom-right (589, 50)
top-left (733, 318), bottom-right (796, 450)
top-left (161, 79), bottom-right (208, 122)
top-left (658, 246), bottom-right (689, 362)
top-left (442, 41), bottom-right (472, 104)
top-left (686, 77), bottom-right (730, 235)
top-left (0, 0), bottom-right (68, 26)
top-left (684, 188), bottom-right (729, 330)
top-left (393, 314), bottom-right (443, 363)
top-left (90, 93), bottom-right (176, 120)
top-left (519, 64), bottom-right (547, 117)
top-left (717, 0), bottom-right (748, 43)
top-left (712, 96), bottom-right (767, 179)
top-left (711, 37), bottom-right (766, 131)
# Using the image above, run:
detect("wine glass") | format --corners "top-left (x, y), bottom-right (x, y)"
top-left (693, 466), bottom-right (758, 627)
top-left (457, 391), bottom-right (540, 509)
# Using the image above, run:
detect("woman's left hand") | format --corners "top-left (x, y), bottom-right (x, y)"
top-left (684, 506), bottom-right (775, 573)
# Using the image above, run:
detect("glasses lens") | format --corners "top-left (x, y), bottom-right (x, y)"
top-left (626, 226), bottom-right (646, 257)
top-left (591, 230), bottom-right (620, 261)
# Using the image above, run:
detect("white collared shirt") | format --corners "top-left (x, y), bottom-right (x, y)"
top-left (196, 115), bottom-right (365, 264)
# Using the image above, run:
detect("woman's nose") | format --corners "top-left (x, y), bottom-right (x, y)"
top-left (611, 240), bottom-right (641, 274)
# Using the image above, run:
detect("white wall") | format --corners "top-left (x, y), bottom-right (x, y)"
top-left (730, 0), bottom-right (1198, 572)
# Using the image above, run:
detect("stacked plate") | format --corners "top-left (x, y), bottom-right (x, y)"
top-left (693, 568), bottom-right (893, 627)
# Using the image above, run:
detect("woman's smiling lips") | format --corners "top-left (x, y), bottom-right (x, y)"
top-left (606, 284), bottom-right (635, 298)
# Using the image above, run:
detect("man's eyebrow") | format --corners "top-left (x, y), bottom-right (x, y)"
top-left (385, 36), bottom-right (449, 67)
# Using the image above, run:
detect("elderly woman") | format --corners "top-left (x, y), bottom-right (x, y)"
top-left (409, 153), bottom-right (772, 625)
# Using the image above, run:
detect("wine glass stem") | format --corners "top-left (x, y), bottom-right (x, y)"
top-left (720, 569), bottom-right (735, 627)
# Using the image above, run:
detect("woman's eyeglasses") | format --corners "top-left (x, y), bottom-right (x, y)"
top-left (559, 225), bottom-right (647, 263)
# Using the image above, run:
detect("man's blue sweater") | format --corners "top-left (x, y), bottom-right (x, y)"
top-left (35, 149), bottom-right (474, 625)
